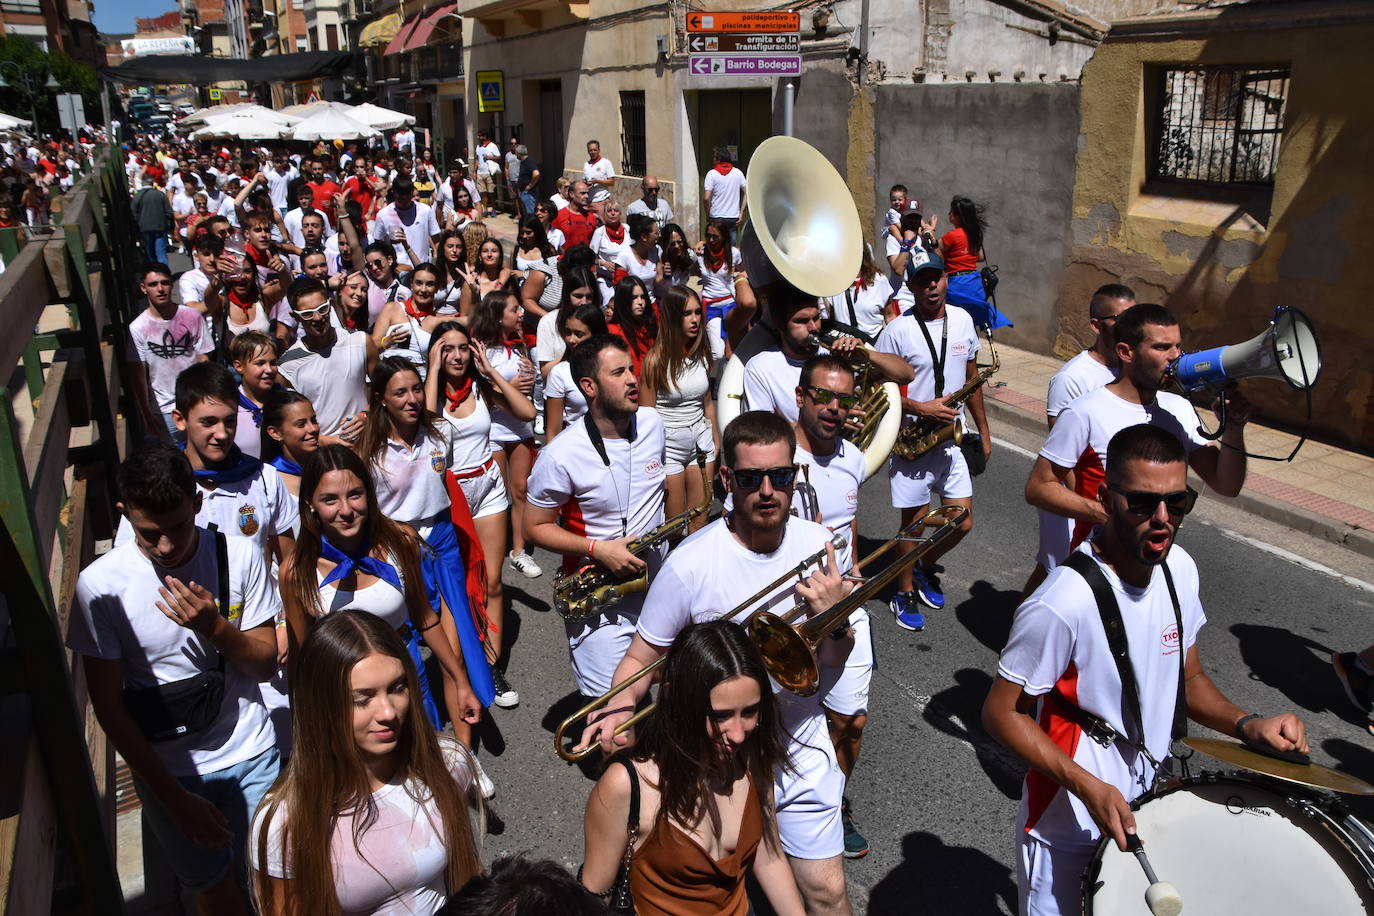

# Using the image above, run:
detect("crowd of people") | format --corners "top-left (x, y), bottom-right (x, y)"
top-left (0, 134), bottom-right (92, 234)
top-left (71, 126), bottom-right (1321, 916)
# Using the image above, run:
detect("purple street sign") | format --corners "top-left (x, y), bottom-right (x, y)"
top-left (688, 54), bottom-right (802, 76)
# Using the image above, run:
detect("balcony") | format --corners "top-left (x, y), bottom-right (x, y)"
top-left (416, 38), bottom-right (461, 82)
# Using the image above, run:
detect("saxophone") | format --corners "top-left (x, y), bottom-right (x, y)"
top-left (553, 453), bottom-right (712, 620)
top-left (892, 331), bottom-right (999, 461)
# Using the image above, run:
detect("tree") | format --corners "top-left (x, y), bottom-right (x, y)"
top-left (0, 35), bottom-right (100, 135)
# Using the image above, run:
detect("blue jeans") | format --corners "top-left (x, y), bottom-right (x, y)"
top-left (142, 230), bottom-right (168, 264)
top-left (519, 191), bottom-right (537, 216)
top-left (133, 745), bottom-right (282, 894)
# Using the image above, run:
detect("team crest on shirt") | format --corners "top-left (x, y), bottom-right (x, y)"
top-left (431, 449), bottom-right (446, 473)
top-left (951, 342), bottom-right (970, 359)
top-left (238, 505), bottom-right (260, 537)
top-left (1161, 623), bottom-right (1180, 653)
top-left (644, 457), bottom-right (663, 476)
top-left (846, 487), bottom-right (858, 508)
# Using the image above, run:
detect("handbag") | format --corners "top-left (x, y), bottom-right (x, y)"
top-left (979, 264), bottom-right (999, 298)
top-left (961, 433), bottom-right (987, 477)
top-left (123, 529), bottom-right (232, 742)
top-left (580, 757), bottom-right (639, 914)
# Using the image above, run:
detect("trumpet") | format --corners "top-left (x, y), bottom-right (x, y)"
top-left (749, 505), bottom-right (966, 696)
top-left (552, 453), bottom-right (712, 620)
top-left (554, 529), bottom-right (849, 761)
top-left (805, 326), bottom-right (896, 457)
top-left (892, 330), bottom-right (999, 461)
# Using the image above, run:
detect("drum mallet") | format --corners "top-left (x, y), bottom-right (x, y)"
top-left (1125, 834), bottom-right (1183, 916)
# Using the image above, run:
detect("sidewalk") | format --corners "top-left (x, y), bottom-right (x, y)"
top-left (983, 341), bottom-right (1374, 559)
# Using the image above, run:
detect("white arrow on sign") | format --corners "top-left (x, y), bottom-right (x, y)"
top-left (690, 57), bottom-right (711, 74)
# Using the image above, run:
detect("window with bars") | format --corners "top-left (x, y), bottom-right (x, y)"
top-left (1150, 65), bottom-right (1289, 185)
top-left (620, 91), bottom-right (646, 178)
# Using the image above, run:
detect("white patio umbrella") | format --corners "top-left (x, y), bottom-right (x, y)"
top-left (191, 111), bottom-right (295, 140)
top-left (0, 112), bottom-right (33, 130)
top-left (178, 103), bottom-right (257, 127)
top-left (351, 102), bottom-right (415, 130)
top-left (279, 100), bottom-right (357, 118)
top-left (290, 108), bottom-right (381, 141)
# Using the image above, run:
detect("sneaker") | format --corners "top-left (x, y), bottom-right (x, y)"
top-left (841, 797), bottom-right (870, 859)
top-left (491, 667), bottom-right (520, 709)
top-left (1332, 652), bottom-right (1373, 716)
top-left (508, 550), bottom-right (543, 579)
top-left (913, 567), bottom-right (945, 610)
top-left (534, 413), bottom-right (545, 436)
top-left (471, 753), bottom-right (496, 799)
top-left (890, 591), bottom-right (925, 631)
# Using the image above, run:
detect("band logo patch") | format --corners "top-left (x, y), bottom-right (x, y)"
top-left (1161, 623), bottom-right (1180, 652)
top-left (238, 505), bottom-right (260, 537)
top-left (431, 449), bottom-right (446, 473)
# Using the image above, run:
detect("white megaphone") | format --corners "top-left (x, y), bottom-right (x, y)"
top-left (1169, 305), bottom-right (1321, 442)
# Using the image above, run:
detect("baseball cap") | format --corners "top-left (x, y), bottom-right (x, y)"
top-left (906, 253), bottom-right (945, 280)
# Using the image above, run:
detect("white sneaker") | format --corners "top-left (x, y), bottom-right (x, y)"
top-left (471, 753), bottom-right (496, 799)
top-left (534, 413), bottom-right (545, 436)
top-left (508, 550), bottom-right (543, 578)
top-left (491, 667), bottom-right (520, 708)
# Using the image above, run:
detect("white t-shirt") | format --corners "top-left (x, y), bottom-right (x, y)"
top-left (277, 330), bottom-right (370, 436)
top-left (251, 736), bottom-right (472, 914)
top-left (545, 360), bottom-right (588, 426)
top-left (691, 247), bottom-right (741, 302)
top-left (475, 141), bottom-right (501, 176)
top-left (823, 280), bottom-right (892, 340)
top-left (171, 190), bottom-right (196, 220)
top-left (128, 305), bottom-right (215, 414)
top-left (583, 157), bottom-right (616, 202)
top-left (615, 246), bottom-right (660, 291)
top-left (884, 232), bottom-right (932, 275)
top-left (535, 309), bottom-right (564, 365)
top-left (265, 166), bottom-right (297, 209)
top-left (653, 356), bottom-right (710, 429)
top-left (527, 407), bottom-right (667, 546)
top-left (68, 532), bottom-right (279, 776)
top-left (589, 225), bottom-right (628, 269)
top-left (1047, 350), bottom-right (1117, 418)
top-left (875, 305), bottom-right (980, 421)
top-left (370, 426), bottom-right (453, 531)
top-left (742, 347), bottom-right (809, 423)
top-left (703, 166), bottom-right (747, 219)
top-left (393, 128), bottom-right (417, 156)
top-left (638, 514), bottom-right (846, 746)
top-left (794, 440), bottom-right (865, 532)
top-left (370, 202), bottom-right (440, 267)
top-left (998, 543), bottom-right (1205, 849)
top-left (1040, 387), bottom-right (1210, 477)
top-left (178, 268), bottom-right (213, 307)
top-left (216, 195), bottom-right (240, 228)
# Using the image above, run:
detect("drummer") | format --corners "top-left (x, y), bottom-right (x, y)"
top-left (982, 423), bottom-right (1307, 916)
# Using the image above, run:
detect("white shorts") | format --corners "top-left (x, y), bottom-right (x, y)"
top-left (565, 598), bottom-right (642, 697)
top-left (707, 317), bottom-right (726, 361)
top-left (1036, 508), bottom-right (1073, 569)
top-left (663, 419), bottom-right (717, 476)
top-left (455, 461), bottom-right (510, 520)
top-left (1017, 831), bottom-right (1095, 916)
top-left (888, 439), bottom-right (972, 509)
top-left (822, 609), bottom-right (873, 717)
top-left (775, 735), bottom-right (846, 860)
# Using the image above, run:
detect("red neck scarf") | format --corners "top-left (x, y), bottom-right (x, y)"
top-left (704, 241), bottom-right (726, 272)
top-left (602, 222), bottom-right (625, 245)
top-left (227, 288), bottom-right (258, 315)
top-left (403, 296), bottom-right (433, 319)
top-left (503, 334), bottom-right (523, 357)
top-left (588, 155), bottom-right (602, 165)
top-left (445, 376), bottom-right (474, 411)
top-left (714, 162), bottom-right (733, 175)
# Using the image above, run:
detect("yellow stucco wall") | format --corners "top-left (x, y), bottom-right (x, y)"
top-left (1064, 7), bottom-right (1374, 451)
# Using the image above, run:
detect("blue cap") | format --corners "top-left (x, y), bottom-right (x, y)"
top-left (906, 253), bottom-right (945, 280)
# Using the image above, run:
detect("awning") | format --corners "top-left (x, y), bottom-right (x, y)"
top-left (359, 12), bottom-right (402, 47)
top-left (404, 2), bottom-right (457, 51)
top-left (101, 50), bottom-right (356, 85)
top-left (383, 12), bottom-right (421, 56)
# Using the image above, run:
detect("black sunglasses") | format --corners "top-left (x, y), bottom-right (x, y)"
top-left (807, 386), bottom-right (858, 409)
top-left (1114, 486), bottom-right (1198, 518)
top-left (730, 465), bottom-right (798, 490)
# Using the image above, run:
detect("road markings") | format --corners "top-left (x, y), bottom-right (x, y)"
top-left (1215, 527), bottom-right (1374, 595)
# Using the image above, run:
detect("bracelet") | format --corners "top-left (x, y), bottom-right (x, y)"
top-left (1235, 713), bottom-right (1262, 739)
top-left (588, 538), bottom-right (597, 557)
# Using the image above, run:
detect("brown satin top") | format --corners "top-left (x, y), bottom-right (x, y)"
top-left (629, 774), bottom-right (764, 916)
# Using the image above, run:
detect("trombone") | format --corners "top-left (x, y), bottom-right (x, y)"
top-left (553, 530), bottom-right (848, 762)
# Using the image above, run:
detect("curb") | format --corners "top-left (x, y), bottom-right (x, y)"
top-left (982, 396), bottom-right (1374, 562)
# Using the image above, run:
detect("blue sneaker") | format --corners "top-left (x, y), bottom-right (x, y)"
top-left (914, 567), bottom-right (945, 610)
top-left (890, 590), bottom-right (925, 631)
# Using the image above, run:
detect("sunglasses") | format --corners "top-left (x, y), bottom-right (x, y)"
top-left (292, 304), bottom-right (332, 321)
top-left (730, 465), bottom-right (798, 490)
top-left (807, 386), bottom-right (858, 409)
top-left (1113, 486), bottom-right (1198, 518)
top-left (365, 259), bottom-right (387, 269)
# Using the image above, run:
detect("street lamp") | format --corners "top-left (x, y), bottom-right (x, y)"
top-left (0, 63), bottom-right (61, 132)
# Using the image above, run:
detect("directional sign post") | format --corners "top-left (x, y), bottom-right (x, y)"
top-left (687, 10), bottom-right (802, 87)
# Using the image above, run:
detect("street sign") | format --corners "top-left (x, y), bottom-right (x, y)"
top-left (686, 11), bottom-right (800, 32)
top-left (688, 55), bottom-right (802, 76)
top-left (56, 93), bottom-right (85, 137)
top-left (476, 69), bottom-right (505, 113)
top-left (207, 88), bottom-right (222, 101)
top-left (687, 33), bottom-right (799, 53)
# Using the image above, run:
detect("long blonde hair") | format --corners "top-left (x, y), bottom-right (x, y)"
top-left (253, 611), bottom-right (482, 915)
top-left (640, 284), bottom-right (711, 396)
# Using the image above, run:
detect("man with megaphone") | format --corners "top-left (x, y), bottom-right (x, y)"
top-left (1026, 303), bottom-right (1249, 565)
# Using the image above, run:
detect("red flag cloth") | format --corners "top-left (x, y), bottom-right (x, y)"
top-left (443, 469), bottom-right (494, 640)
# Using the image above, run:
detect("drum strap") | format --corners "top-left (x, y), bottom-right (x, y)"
top-left (1055, 551), bottom-right (1187, 763)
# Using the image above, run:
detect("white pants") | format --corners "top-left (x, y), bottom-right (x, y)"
top-left (775, 734), bottom-right (846, 860)
top-left (821, 609), bottom-right (873, 717)
top-left (565, 600), bottom-right (642, 697)
top-left (1017, 832), bottom-right (1095, 916)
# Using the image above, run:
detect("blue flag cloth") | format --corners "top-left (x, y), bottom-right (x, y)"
top-left (946, 272), bottom-right (1013, 330)
top-left (319, 534), bottom-right (406, 593)
top-left (420, 518), bottom-right (497, 708)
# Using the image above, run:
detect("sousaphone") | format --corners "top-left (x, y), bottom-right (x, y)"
top-left (716, 136), bottom-right (901, 478)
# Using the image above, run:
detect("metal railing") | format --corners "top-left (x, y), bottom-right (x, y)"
top-left (0, 151), bottom-right (141, 913)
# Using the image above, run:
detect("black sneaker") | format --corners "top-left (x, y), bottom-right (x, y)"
top-left (491, 667), bottom-right (520, 709)
top-left (1333, 652), bottom-right (1373, 716)
top-left (841, 796), bottom-right (870, 859)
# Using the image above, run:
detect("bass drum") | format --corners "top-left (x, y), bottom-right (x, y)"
top-left (1084, 774), bottom-right (1374, 914)
top-left (715, 324), bottom-right (900, 481)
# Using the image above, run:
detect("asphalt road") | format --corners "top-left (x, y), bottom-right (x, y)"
top-left (468, 408), bottom-right (1374, 914)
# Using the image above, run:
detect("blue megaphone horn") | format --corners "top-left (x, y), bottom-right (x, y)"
top-left (1169, 306), bottom-right (1321, 441)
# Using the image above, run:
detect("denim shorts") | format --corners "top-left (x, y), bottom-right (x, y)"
top-left (134, 745), bottom-right (281, 893)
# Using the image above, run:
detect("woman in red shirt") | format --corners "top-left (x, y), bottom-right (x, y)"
top-left (939, 195), bottom-right (1009, 329)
